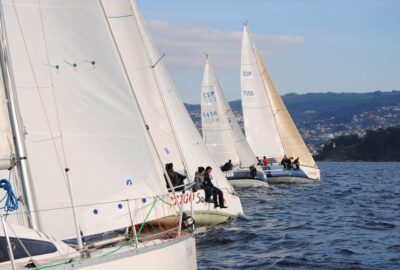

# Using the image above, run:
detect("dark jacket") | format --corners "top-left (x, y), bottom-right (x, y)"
top-left (222, 162), bottom-right (233, 171)
top-left (165, 169), bottom-right (186, 190)
top-left (203, 173), bottom-right (214, 188)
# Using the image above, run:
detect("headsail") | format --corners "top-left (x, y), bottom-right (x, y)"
top-left (241, 25), bottom-right (318, 168)
top-left (255, 51), bottom-right (318, 168)
top-left (241, 25), bottom-right (284, 159)
top-left (201, 58), bottom-right (257, 168)
top-left (102, 0), bottom-right (235, 193)
top-left (2, 0), bottom-right (174, 239)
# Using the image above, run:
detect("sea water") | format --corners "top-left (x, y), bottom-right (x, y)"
top-left (197, 162), bottom-right (400, 269)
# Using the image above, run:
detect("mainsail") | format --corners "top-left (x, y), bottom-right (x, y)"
top-left (2, 0), bottom-right (175, 240)
top-left (201, 58), bottom-right (257, 168)
top-left (102, 0), bottom-right (235, 193)
top-left (241, 25), bottom-right (318, 168)
top-left (241, 25), bottom-right (284, 159)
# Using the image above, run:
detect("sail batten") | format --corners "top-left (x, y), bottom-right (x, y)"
top-left (2, 0), bottom-right (174, 239)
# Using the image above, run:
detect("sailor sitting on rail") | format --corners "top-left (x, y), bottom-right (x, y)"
top-left (165, 163), bottom-right (186, 192)
top-left (204, 166), bottom-right (227, 209)
top-left (221, 160), bottom-right (233, 171)
top-left (193, 166), bottom-right (205, 192)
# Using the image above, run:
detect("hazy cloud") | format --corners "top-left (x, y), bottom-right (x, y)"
top-left (147, 20), bottom-right (306, 68)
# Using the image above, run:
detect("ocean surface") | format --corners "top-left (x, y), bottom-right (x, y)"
top-left (196, 162), bottom-right (400, 269)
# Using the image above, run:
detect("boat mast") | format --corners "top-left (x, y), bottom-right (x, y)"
top-left (0, 1), bottom-right (41, 231)
top-left (128, 0), bottom-right (193, 181)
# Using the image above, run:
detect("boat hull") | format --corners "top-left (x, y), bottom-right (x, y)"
top-left (264, 165), bottom-right (320, 184)
top-left (2, 226), bottom-right (196, 270)
top-left (224, 168), bottom-right (268, 188)
top-left (228, 178), bottom-right (269, 188)
top-left (64, 235), bottom-right (197, 270)
top-left (163, 190), bottom-right (244, 226)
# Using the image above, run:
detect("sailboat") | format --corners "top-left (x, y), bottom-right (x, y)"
top-left (201, 57), bottom-right (268, 188)
top-left (240, 24), bottom-right (320, 184)
top-left (0, 0), bottom-right (196, 269)
top-left (101, 0), bottom-right (244, 225)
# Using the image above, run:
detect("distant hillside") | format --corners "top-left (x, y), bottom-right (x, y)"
top-left (185, 90), bottom-right (400, 154)
top-left (315, 127), bottom-right (400, 161)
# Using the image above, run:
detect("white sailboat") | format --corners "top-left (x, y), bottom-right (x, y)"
top-left (240, 24), bottom-right (320, 184)
top-left (101, 0), bottom-right (244, 225)
top-left (201, 57), bottom-right (268, 188)
top-left (0, 0), bottom-right (196, 269)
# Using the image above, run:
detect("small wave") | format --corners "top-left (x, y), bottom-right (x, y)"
top-left (336, 248), bottom-right (357, 255)
top-left (388, 244), bottom-right (400, 252)
top-left (355, 221), bottom-right (396, 230)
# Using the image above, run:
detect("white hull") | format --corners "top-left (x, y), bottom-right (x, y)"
top-left (267, 176), bottom-right (318, 184)
top-left (265, 164), bottom-right (320, 184)
top-left (164, 190), bottom-right (244, 226)
top-left (302, 166), bottom-right (321, 181)
top-left (8, 235), bottom-right (196, 270)
top-left (229, 179), bottom-right (269, 188)
top-left (69, 236), bottom-right (196, 270)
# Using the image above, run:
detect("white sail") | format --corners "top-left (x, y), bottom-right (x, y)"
top-left (0, 65), bottom-right (13, 170)
top-left (101, 0), bottom-right (235, 193)
top-left (241, 25), bottom-right (284, 159)
top-left (201, 58), bottom-right (257, 168)
top-left (99, 0), bottom-right (184, 173)
top-left (3, 0), bottom-right (175, 240)
top-left (241, 24), bottom-right (318, 169)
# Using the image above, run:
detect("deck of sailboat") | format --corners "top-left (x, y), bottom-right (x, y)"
top-left (5, 234), bottom-right (196, 270)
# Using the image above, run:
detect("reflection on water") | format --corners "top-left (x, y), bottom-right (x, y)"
top-left (197, 162), bottom-right (400, 269)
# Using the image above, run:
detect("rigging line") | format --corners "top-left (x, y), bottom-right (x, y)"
top-left (10, 0), bottom-right (68, 183)
top-left (6, 219), bottom-right (35, 262)
top-left (3, 193), bottom-right (170, 216)
top-left (31, 197), bottom-right (161, 270)
top-left (37, 0), bottom-right (69, 170)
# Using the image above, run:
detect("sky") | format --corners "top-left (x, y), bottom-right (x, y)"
top-left (137, 0), bottom-right (400, 104)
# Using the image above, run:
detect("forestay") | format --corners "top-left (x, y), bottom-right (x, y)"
top-left (241, 25), bottom-right (284, 159)
top-left (201, 58), bottom-right (257, 168)
top-left (102, 0), bottom-right (234, 193)
top-left (3, 0), bottom-right (174, 240)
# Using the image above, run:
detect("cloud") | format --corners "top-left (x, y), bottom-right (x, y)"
top-left (147, 20), bottom-right (306, 68)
